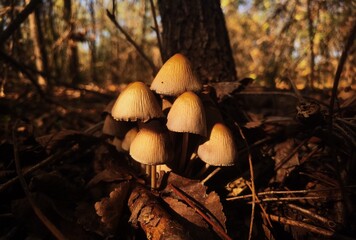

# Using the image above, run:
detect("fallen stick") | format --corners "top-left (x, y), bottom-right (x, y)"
top-left (128, 184), bottom-right (192, 240)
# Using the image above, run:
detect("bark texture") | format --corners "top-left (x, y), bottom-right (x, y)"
top-left (128, 185), bottom-right (193, 240)
top-left (158, 0), bottom-right (237, 83)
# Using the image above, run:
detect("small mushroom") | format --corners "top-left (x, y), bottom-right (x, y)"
top-left (150, 53), bottom-right (202, 97)
top-left (166, 91), bottom-right (207, 172)
top-left (129, 120), bottom-right (172, 189)
top-left (121, 127), bottom-right (139, 152)
top-left (197, 123), bottom-right (236, 181)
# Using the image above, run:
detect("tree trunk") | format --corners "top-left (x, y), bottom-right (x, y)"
top-left (25, 0), bottom-right (47, 86)
top-left (158, 0), bottom-right (237, 83)
top-left (89, 0), bottom-right (97, 83)
top-left (64, 0), bottom-right (81, 85)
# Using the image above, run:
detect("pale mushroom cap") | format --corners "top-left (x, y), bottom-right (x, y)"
top-left (111, 82), bottom-right (164, 122)
top-left (129, 121), bottom-right (172, 165)
top-left (166, 91), bottom-right (207, 136)
top-left (121, 127), bottom-right (139, 151)
top-left (150, 53), bottom-right (202, 96)
top-left (197, 123), bottom-right (236, 166)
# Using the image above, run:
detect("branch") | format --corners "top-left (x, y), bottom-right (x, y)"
top-left (106, 9), bottom-right (157, 75)
top-left (329, 20), bottom-right (356, 121)
top-left (0, 50), bottom-right (65, 108)
top-left (0, 0), bottom-right (42, 45)
top-left (149, 0), bottom-right (164, 62)
top-left (0, 50), bottom-right (45, 97)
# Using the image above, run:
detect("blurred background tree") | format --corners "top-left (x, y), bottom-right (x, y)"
top-left (0, 0), bottom-right (354, 92)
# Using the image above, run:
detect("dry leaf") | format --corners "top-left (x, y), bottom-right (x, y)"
top-left (161, 172), bottom-right (227, 231)
top-left (273, 139), bottom-right (299, 183)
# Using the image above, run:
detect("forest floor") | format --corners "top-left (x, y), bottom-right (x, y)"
top-left (0, 79), bottom-right (355, 240)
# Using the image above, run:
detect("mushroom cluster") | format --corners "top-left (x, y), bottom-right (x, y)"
top-left (106, 53), bottom-right (237, 188)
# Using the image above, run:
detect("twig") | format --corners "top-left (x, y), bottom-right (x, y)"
top-left (12, 122), bottom-right (67, 240)
top-left (0, 0), bottom-right (41, 44)
top-left (106, 9), bottom-right (157, 75)
top-left (0, 147), bottom-right (73, 193)
top-left (234, 122), bottom-right (256, 240)
top-left (149, 0), bottom-right (164, 62)
top-left (245, 181), bottom-right (273, 228)
top-left (287, 203), bottom-right (336, 228)
top-left (169, 184), bottom-right (232, 240)
top-left (299, 145), bottom-right (321, 165)
top-left (269, 214), bottom-right (334, 236)
top-left (248, 196), bottom-right (328, 203)
top-left (329, 20), bottom-right (356, 126)
top-left (226, 185), bottom-right (356, 201)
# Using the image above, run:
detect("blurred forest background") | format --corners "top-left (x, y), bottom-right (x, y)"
top-left (1, 0), bottom-right (354, 93)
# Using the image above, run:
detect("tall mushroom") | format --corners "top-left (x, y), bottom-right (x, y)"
top-left (111, 81), bottom-right (164, 178)
top-left (129, 120), bottom-right (172, 189)
top-left (150, 53), bottom-right (202, 97)
top-left (197, 123), bottom-right (236, 182)
top-left (166, 91), bottom-right (207, 172)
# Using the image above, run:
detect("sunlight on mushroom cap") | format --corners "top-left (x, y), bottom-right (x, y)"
top-left (167, 91), bottom-right (207, 136)
top-left (150, 53), bottom-right (202, 96)
top-left (197, 123), bottom-right (236, 166)
top-left (129, 121), bottom-right (172, 165)
top-left (111, 82), bottom-right (164, 122)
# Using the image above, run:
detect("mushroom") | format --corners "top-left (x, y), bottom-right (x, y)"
top-left (111, 81), bottom-right (164, 122)
top-left (197, 123), bottom-right (236, 181)
top-left (102, 114), bottom-right (134, 139)
top-left (150, 53), bottom-right (202, 97)
top-left (129, 120), bottom-right (172, 189)
top-left (111, 81), bottom-right (164, 177)
top-left (166, 91), bottom-right (207, 172)
top-left (121, 127), bottom-right (139, 152)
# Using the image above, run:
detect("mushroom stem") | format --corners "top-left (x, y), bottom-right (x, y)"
top-left (151, 165), bottom-right (157, 189)
top-left (146, 165), bottom-right (151, 176)
top-left (201, 167), bottom-right (221, 185)
top-left (178, 132), bottom-right (189, 172)
top-left (197, 163), bottom-right (211, 178)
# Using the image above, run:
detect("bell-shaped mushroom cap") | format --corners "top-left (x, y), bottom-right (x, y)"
top-left (129, 121), bottom-right (172, 165)
top-left (150, 53), bottom-right (202, 96)
top-left (111, 82), bottom-right (164, 122)
top-left (102, 114), bottom-right (135, 138)
top-left (121, 127), bottom-right (139, 151)
top-left (197, 123), bottom-right (236, 166)
top-left (167, 91), bottom-right (207, 136)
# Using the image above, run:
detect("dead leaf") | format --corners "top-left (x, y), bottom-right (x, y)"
top-left (87, 168), bottom-right (132, 187)
top-left (272, 139), bottom-right (300, 183)
top-left (95, 181), bottom-right (130, 231)
top-left (161, 172), bottom-right (227, 231)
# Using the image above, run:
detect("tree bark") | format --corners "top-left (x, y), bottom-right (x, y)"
top-left (89, 0), bottom-right (97, 83)
top-left (64, 0), bottom-right (81, 85)
top-left (128, 185), bottom-right (193, 240)
top-left (158, 0), bottom-right (237, 83)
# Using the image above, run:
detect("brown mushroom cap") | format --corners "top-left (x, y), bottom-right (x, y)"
top-left (150, 53), bottom-right (202, 96)
top-left (129, 121), bottom-right (172, 165)
top-left (121, 127), bottom-right (139, 151)
top-left (111, 82), bottom-right (164, 122)
top-left (166, 91), bottom-right (207, 136)
top-left (197, 123), bottom-right (236, 166)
